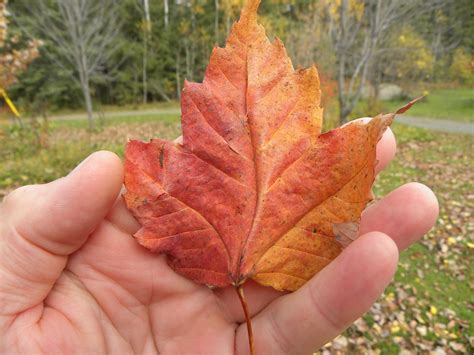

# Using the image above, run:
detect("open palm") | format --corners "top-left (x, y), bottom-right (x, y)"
top-left (0, 128), bottom-right (438, 355)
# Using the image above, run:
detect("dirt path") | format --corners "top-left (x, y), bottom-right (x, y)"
top-left (398, 116), bottom-right (474, 135)
top-left (50, 109), bottom-right (474, 135)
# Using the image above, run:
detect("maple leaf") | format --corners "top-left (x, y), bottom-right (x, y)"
top-left (124, 0), bottom-right (417, 293)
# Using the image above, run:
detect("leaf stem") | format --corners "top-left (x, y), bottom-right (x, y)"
top-left (236, 285), bottom-right (255, 355)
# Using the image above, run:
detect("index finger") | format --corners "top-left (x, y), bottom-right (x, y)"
top-left (235, 232), bottom-right (399, 354)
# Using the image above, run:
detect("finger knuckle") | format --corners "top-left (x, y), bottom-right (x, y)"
top-left (1, 185), bottom-right (38, 213)
top-left (308, 284), bottom-right (341, 333)
top-left (268, 307), bottom-right (294, 354)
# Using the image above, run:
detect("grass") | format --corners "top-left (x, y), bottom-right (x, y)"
top-left (0, 112), bottom-right (181, 193)
top-left (0, 110), bottom-right (472, 352)
top-left (50, 113), bottom-right (180, 129)
top-left (383, 87), bottom-right (474, 123)
top-left (33, 100), bottom-right (180, 116)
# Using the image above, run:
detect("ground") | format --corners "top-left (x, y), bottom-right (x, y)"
top-left (383, 87), bottom-right (474, 123)
top-left (0, 88), bottom-right (472, 353)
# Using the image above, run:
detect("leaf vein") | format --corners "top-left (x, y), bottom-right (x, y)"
top-left (254, 69), bottom-right (288, 104)
top-left (217, 65), bottom-right (240, 90)
top-left (254, 160), bottom-right (371, 272)
top-left (254, 272), bottom-right (307, 282)
top-left (271, 245), bottom-right (332, 261)
top-left (128, 160), bottom-right (232, 265)
top-left (188, 94), bottom-right (252, 165)
top-left (143, 228), bottom-right (213, 242)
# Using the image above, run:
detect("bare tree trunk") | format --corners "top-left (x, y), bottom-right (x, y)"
top-left (337, 0), bottom-right (349, 124)
top-left (185, 42), bottom-right (191, 79)
top-left (133, 68), bottom-right (139, 106)
top-left (337, 52), bottom-right (349, 123)
top-left (190, 8), bottom-right (196, 80)
top-left (214, 0), bottom-right (219, 43)
top-left (151, 82), bottom-right (171, 102)
top-left (335, 0), bottom-right (381, 123)
top-left (78, 39), bottom-right (94, 130)
top-left (176, 51), bottom-right (181, 100)
top-left (83, 84), bottom-right (94, 130)
top-left (163, 0), bottom-right (169, 29)
top-left (143, 35), bottom-right (148, 105)
top-left (80, 74), bottom-right (94, 131)
top-left (143, 0), bottom-right (150, 104)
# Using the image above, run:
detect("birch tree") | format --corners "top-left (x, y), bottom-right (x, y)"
top-left (164, 0), bottom-right (169, 29)
top-left (214, 0), bottom-right (219, 43)
top-left (142, 0), bottom-right (151, 104)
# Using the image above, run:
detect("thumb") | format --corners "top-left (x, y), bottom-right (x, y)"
top-left (0, 151), bottom-right (123, 319)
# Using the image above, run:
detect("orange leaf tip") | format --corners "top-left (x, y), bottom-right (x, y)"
top-left (396, 96), bottom-right (425, 115)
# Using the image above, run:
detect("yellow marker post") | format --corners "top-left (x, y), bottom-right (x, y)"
top-left (0, 87), bottom-right (21, 117)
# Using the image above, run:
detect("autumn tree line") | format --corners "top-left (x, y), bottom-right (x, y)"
top-left (1, 0), bottom-right (473, 127)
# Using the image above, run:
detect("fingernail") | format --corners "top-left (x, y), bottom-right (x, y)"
top-left (69, 153), bottom-right (94, 176)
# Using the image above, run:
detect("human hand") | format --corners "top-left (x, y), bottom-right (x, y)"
top-left (0, 127), bottom-right (438, 355)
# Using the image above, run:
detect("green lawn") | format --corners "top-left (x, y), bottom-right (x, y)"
top-left (34, 100), bottom-right (181, 116)
top-left (0, 115), bottom-right (472, 353)
top-left (0, 113), bottom-right (181, 193)
top-left (384, 88), bottom-right (474, 122)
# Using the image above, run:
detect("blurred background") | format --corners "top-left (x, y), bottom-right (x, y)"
top-left (0, 0), bottom-right (472, 353)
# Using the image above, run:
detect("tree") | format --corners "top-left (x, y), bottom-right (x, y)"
top-left (13, 0), bottom-right (122, 130)
top-left (327, 0), bottom-right (442, 124)
top-left (164, 0), bottom-right (169, 29)
top-left (141, 0), bottom-right (151, 104)
top-left (0, 0), bottom-right (6, 47)
top-left (0, 0), bottom-right (40, 91)
top-left (214, 0), bottom-right (219, 42)
top-left (371, 26), bottom-right (434, 92)
top-left (449, 48), bottom-right (474, 85)
top-left (0, 0), bottom-right (41, 123)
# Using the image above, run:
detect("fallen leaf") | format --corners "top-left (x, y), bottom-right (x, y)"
top-left (447, 237), bottom-right (456, 245)
top-left (332, 335), bottom-right (348, 349)
top-left (431, 347), bottom-right (447, 355)
top-left (416, 325), bottom-right (427, 337)
top-left (449, 342), bottom-right (466, 352)
top-left (390, 322), bottom-right (401, 334)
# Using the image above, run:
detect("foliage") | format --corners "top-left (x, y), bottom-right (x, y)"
top-left (0, 0), bottom-right (5, 45)
top-left (9, 55), bottom-right (82, 112)
top-left (384, 26), bottom-right (434, 82)
top-left (0, 0), bottom-right (40, 90)
top-left (449, 48), bottom-right (474, 85)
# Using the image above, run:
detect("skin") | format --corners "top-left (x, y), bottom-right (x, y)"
top-left (0, 127), bottom-right (439, 355)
